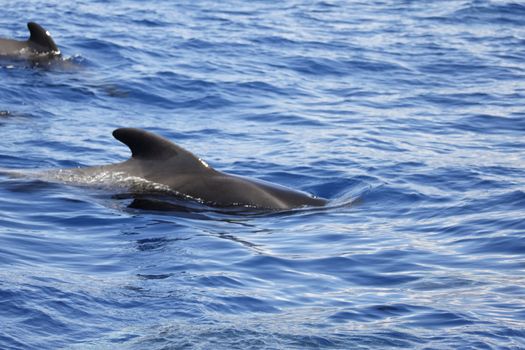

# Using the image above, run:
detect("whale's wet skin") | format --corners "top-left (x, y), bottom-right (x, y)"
top-left (55, 128), bottom-right (326, 210)
top-left (1, 1), bottom-right (525, 349)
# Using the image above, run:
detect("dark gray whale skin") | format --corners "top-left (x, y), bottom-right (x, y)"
top-left (0, 22), bottom-right (60, 58)
top-left (77, 128), bottom-right (327, 210)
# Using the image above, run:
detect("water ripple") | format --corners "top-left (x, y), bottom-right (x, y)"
top-left (1, 0), bottom-right (525, 349)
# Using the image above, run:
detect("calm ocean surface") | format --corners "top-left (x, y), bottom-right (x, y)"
top-left (1, 1), bottom-right (524, 349)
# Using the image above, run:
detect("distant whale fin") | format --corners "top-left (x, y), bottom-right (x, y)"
top-left (27, 22), bottom-right (60, 54)
top-left (112, 128), bottom-right (207, 171)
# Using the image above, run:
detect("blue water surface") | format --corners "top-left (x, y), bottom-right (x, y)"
top-left (1, 0), bottom-right (525, 349)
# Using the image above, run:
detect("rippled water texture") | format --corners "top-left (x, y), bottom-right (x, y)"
top-left (1, 1), bottom-right (525, 349)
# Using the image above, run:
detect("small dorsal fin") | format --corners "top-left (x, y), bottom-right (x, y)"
top-left (27, 22), bottom-right (60, 54)
top-left (112, 128), bottom-right (199, 162)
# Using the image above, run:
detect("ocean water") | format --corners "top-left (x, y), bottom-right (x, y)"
top-left (1, 0), bottom-right (524, 348)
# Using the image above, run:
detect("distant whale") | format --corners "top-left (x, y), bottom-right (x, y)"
top-left (68, 128), bottom-right (327, 210)
top-left (0, 22), bottom-right (60, 58)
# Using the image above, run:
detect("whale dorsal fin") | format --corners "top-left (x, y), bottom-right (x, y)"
top-left (27, 22), bottom-right (60, 54)
top-left (112, 128), bottom-right (208, 172)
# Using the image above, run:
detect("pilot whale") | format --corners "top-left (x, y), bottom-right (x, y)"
top-left (69, 128), bottom-right (327, 210)
top-left (0, 22), bottom-right (60, 58)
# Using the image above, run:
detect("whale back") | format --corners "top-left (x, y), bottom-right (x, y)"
top-left (67, 128), bottom-right (327, 210)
